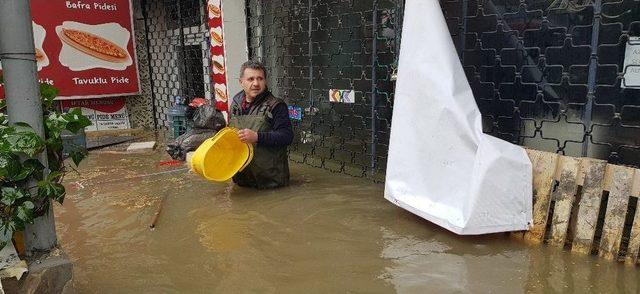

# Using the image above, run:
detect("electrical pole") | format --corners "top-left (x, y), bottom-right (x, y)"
top-left (0, 0), bottom-right (57, 253)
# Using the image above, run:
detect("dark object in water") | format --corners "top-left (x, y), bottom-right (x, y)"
top-left (166, 104), bottom-right (226, 161)
top-left (150, 194), bottom-right (167, 229)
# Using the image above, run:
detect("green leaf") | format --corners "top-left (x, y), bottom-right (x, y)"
top-left (37, 173), bottom-right (65, 203)
top-left (1, 187), bottom-right (28, 206)
top-left (0, 153), bottom-right (21, 181)
top-left (6, 123), bottom-right (45, 157)
top-left (55, 188), bottom-right (66, 203)
top-left (63, 108), bottom-right (91, 133)
top-left (7, 221), bottom-right (18, 233)
top-left (39, 83), bottom-right (59, 110)
top-left (15, 201), bottom-right (35, 222)
top-left (21, 159), bottom-right (45, 181)
top-left (69, 149), bottom-right (87, 166)
top-left (46, 171), bottom-right (63, 182)
top-left (46, 137), bottom-right (64, 152)
top-left (45, 112), bottom-right (67, 140)
top-left (7, 132), bottom-right (45, 157)
top-left (46, 148), bottom-right (63, 173)
top-left (11, 168), bottom-right (32, 182)
top-left (0, 124), bottom-right (14, 138)
top-left (6, 157), bottom-right (45, 183)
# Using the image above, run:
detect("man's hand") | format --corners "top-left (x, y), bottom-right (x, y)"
top-left (238, 129), bottom-right (258, 143)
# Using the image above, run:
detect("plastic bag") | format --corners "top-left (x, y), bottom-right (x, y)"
top-left (166, 104), bottom-right (227, 161)
top-left (384, 0), bottom-right (532, 235)
top-left (193, 104), bottom-right (226, 129)
top-left (166, 128), bottom-right (218, 161)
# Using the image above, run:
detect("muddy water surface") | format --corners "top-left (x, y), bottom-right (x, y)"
top-left (57, 151), bottom-right (639, 293)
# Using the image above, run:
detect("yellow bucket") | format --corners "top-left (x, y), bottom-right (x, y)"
top-left (190, 127), bottom-right (254, 182)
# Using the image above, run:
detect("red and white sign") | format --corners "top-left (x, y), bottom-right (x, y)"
top-left (207, 0), bottom-right (229, 120)
top-left (0, 0), bottom-right (140, 99)
top-left (61, 98), bottom-right (130, 131)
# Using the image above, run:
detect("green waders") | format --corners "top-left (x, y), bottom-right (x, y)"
top-left (229, 103), bottom-right (290, 189)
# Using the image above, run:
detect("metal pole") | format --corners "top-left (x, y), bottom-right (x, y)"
top-left (582, 0), bottom-right (602, 157)
top-left (308, 0), bottom-right (314, 109)
top-left (177, 0), bottom-right (188, 100)
top-left (244, 0), bottom-right (253, 58)
top-left (371, 0), bottom-right (378, 174)
top-left (0, 0), bottom-right (56, 252)
top-left (141, 0), bottom-right (159, 131)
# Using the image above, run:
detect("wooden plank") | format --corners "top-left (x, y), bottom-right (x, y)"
top-left (576, 159), bottom-right (587, 186)
top-left (625, 169), bottom-right (640, 265)
top-left (599, 164), bottom-right (634, 260)
top-left (631, 169), bottom-right (640, 197)
top-left (572, 159), bottom-right (607, 255)
top-left (603, 164), bottom-right (614, 192)
top-left (548, 156), bottom-right (580, 246)
top-left (524, 149), bottom-right (559, 244)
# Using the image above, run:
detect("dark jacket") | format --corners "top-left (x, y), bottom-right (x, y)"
top-left (231, 90), bottom-right (293, 146)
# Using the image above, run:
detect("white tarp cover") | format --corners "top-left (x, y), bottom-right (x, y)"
top-left (384, 0), bottom-right (533, 234)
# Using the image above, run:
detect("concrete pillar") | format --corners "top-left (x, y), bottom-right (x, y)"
top-left (222, 0), bottom-right (249, 99)
top-left (0, 0), bottom-right (57, 252)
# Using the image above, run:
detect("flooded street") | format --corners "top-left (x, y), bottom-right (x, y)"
top-left (57, 150), bottom-right (639, 293)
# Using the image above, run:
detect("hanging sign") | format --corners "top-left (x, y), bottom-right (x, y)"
top-left (0, 0), bottom-right (140, 100)
top-left (207, 0), bottom-right (229, 120)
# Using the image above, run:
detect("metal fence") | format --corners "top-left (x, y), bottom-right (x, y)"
top-left (246, 0), bottom-right (640, 178)
top-left (142, 0), bottom-right (212, 129)
top-left (447, 0), bottom-right (640, 167)
top-left (247, 0), bottom-right (403, 180)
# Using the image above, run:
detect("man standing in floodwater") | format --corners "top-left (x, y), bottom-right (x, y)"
top-left (229, 60), bottom-right (293, 189)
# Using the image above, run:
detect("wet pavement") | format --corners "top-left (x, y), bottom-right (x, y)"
top-left (57, 148), bottom-right (639, 293)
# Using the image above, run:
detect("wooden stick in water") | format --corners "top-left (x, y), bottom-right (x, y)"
top-left (149, 194), bottom-right (167, 229)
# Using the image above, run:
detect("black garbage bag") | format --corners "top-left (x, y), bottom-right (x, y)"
top-left (166, 105), bottom-right (226, 161)
top-left (185, 105), bottom-right (197, 120)
top-left (193, 104), bottom-right (226, 129)
top-left (166, 128), bottom-right (217, 161)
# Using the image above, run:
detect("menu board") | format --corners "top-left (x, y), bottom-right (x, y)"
top-left (0, 0), bottom-right (140, 99)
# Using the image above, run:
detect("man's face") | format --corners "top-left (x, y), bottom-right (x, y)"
top-left (239, 68), bottom-right (266, 101)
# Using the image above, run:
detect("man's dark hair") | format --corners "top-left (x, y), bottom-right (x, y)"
top-left (239, 60), bottom-right (267, 79)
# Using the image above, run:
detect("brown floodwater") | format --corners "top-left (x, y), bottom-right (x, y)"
top-left (57, 150), bottom-right (639, 293)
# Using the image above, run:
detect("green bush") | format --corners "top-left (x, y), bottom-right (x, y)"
top-left (0, 82), bottom-right (91, 249)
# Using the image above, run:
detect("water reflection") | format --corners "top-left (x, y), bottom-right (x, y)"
top-left (379, 227), bottom-right (529, 293)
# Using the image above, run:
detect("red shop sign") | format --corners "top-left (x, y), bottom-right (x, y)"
top-left (0, 0), bottom-right (140, 100)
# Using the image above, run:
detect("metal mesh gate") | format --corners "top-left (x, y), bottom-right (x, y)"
top-left (247, 0), bottom-right (640, 177)
top-left (142, 0), bottom-right (211, 129)
top-left (444, 0), bottom-right (640, 167)
top-left (247, 0), bottom-right (403, 179)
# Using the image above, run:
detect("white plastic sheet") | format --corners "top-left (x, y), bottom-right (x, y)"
top-left (384, 0), bottom-right (533, 235)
